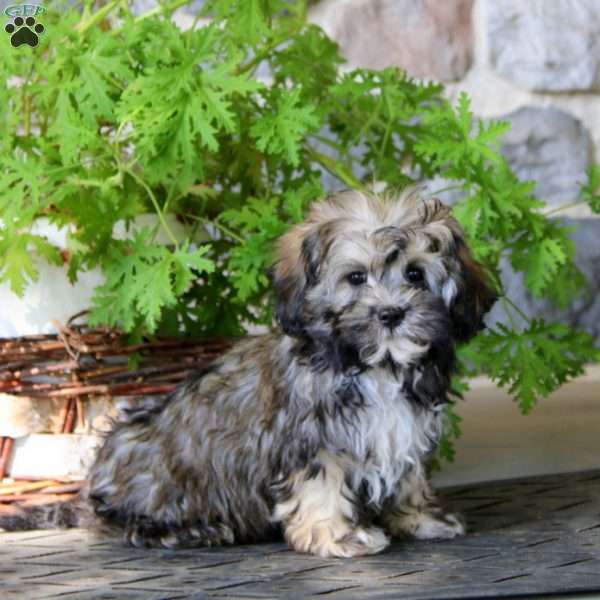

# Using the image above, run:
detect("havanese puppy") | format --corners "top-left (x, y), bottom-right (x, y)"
top-left (3, 190), bottom-right (496, 558)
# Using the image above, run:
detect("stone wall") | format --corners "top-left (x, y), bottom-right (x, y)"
top-left (310, 0), bottom-right (600, 341)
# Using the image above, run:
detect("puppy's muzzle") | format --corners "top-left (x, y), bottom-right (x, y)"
top-left (379, 307), bottom-right (406, 329)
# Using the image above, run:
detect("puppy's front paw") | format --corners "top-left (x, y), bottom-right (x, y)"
top-left (411, 512), bottom-right (465, 540)
top-left (332, 526), bottom-right (390, 557)
top-left (385, 510), bottom-right (465, 540)
top-left (288, 524), bottom-right (390, 558)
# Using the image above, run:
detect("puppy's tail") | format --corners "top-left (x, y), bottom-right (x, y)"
top-left (0, 497), bottom-right (85, 532)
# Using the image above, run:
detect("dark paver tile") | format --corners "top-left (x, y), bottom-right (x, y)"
top-left (3, 469), bottom-right (600, 599)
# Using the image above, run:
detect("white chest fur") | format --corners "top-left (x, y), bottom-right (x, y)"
top-left (333, 370), bottom-right (443, 507)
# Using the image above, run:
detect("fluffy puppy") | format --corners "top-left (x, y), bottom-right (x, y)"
top-left (4, 190), bottom-right (497, 557)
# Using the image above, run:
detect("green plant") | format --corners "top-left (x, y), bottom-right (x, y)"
top-left (1, 1), bottom-right (598, 461)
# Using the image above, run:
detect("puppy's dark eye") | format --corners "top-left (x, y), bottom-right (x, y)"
top-left (406, 266), bottom-right (424, 284)
top-left (347, 271), bottom-right (367, 286)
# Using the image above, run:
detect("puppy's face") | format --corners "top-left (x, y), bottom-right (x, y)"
top-left (272, 191), bottom-right (496, 370)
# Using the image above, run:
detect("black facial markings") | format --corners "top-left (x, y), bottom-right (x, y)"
top-left (385, 248), bottom-right (399, 265)
top-left (427, 235), bottom-right (441, 253)
top-left (374, 226), bottom-right (409, 250)
top-left (322, 302), bottom-right (356, 326)
top-left (292, 301), bottom-right (368, 374)
top-left (419, 197), bottom-right (445, 225)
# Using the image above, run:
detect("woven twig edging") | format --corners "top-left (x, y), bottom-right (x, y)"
top-left (1, 316), bottom-right (233, 398)
top-left (0, 312), bottom-right (234, 479)
top-left (0, 478), bottom-right (84, 513)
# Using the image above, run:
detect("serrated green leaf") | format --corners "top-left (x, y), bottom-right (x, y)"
top-left (0, 234), bottom-right (61, 295)
top-left (462, 321), bottom-right (598, 414)
top-left (89, 230), bottom-right (215, 333)
top-left (512, 237), bottom-right (567, 297)
top-left (250, 88), bottom-right (320, 165)
top-left (172, 244), bottom-right (215, 295)
top-left (0, 236), bottom-right (39, 295)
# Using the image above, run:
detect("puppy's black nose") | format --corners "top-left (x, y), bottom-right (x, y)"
top-left (379, 307), bottom-right (405, 328)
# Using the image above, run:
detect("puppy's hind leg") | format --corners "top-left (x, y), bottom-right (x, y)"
top-left (123, 517), bottom-right (235, 549)
top-left (381, 467), bottom-right (464, 540)
top-left (90, 493), bottom-right (235, 549)
top-left (273, 451), bottom-right (389, 558)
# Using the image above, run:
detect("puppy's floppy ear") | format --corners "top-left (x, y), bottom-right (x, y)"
top-left (450, 236), bottom-right (498, 342)
top-left (414, 194), bottom-right (496, 340)
top-left (270, 224), bottom-right (322, 336)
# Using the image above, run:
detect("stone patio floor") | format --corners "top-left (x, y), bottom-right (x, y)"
top-left (2, 470), bottom-right (600, 599)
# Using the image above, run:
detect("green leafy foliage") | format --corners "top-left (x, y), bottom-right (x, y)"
top-left (89, 229), bottom-right (213, 332)
top-left (0, 233), bottom-right (63, 295)
top-left (461, 321), bottom-right (599, 414)
top-left (415, 93), bottom-right (511, 175)
top-left (1, 0), bottom-right (597, 465)
top-left (250, 88), bottom-right (320, 165)
top-left (581, 164), bottom-right (600, 213)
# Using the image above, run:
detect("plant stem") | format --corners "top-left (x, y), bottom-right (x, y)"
top-left (135, 0), bottom-right (192, 22)
top-left (20, 61), bottom-right (36, 139)
top-left (378, 117), bottom-right (393, 164)
top-left (76, 0), bottom-right (120, 33)
top-left (76, 0), bottom-right (191, 34)
top-left (501, 296), bottom-right (518, 330)
top-left (186, 10), bottom-right (206, 35)
top-left (543, 200), bottom-right (585, 217)
top-left (236, 27), bottom-right (301, 75)
top-left (67, 176), bottom-right (110, 188)
top-left (309, 133), bottom-right (344, 152)
top-left (125, 169), bottom-right (180, 248)
top-left (22, 92), bottom-right (31, 138)
top-left (94, 65), bottom-right (125, 91)
top-left (502, 294), bottom-right (531, 325)
top-left (182, 213), bottom-right (245, 243)
top-left (43, 153), bottom-right (115, 176)
top-left (297, 0), bottom-right (308, 22)
top-left (306, 147), bottom-right (366, 191)
top-left (431, 185), bottom-right (463, 196)
top-left (354, 96), bottom-right (383, 144)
